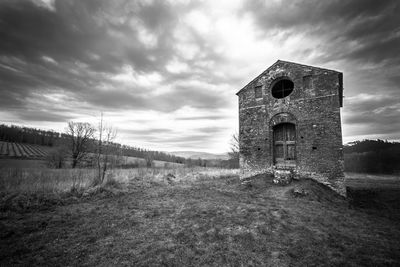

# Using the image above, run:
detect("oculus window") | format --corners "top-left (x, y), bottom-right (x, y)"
top-left (271, 79), bottom-right (294, 99)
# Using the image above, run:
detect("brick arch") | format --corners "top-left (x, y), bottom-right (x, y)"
top-left (265, 71), bottom-right (294, 86)
top-left (268, 75), bottom-right (292, 87)
top-left (265, 72), bottom-right (296, 97)
top-left (269, 112), bottom-right (297, 127)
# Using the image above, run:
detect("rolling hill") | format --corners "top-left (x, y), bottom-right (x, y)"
top-left (170, 151), bottom-right (229, 160)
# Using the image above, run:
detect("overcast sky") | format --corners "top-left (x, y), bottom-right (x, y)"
top-left (0, 0), bottom-right (399, 153)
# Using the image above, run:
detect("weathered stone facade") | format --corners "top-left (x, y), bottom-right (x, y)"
top-left (236, 60), bottom-right (345, 195)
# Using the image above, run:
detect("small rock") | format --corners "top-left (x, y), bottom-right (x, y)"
top-left (240, 179), bottom-right (252, 188)
top-left (273, 169), bottom-right (293, 185)
top-left (292, 187), bottom-right (309, 197)
top-left (82, 185), bottom-right (101, 197)
top-left (206, 228), bottom-right (216, 235)
top-left (165, 173), bottom-right (176, 184)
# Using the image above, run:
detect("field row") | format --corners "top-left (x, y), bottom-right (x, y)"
top-left (0, 141), bottom-right (51, 159)
top-left (0, 141), bottom-right (184, 168)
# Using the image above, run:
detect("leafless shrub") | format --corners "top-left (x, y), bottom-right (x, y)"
top-left (94, 114), bottom-right (117, 185)
top-left (228, 133), bottom-right (239, 168)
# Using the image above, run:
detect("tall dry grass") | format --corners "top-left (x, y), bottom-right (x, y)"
top-left (0, 167), bottom-right (239, 195)
top-left (0, 168), bottom-right (96, 194)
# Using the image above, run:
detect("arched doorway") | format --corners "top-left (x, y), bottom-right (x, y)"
top-left (273, 123), bottom-right (296, 167)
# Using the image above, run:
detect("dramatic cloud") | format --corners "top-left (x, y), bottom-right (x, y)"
top-left (0, 0), bottom-right (399, 152)
top-left (243, 0), bottom-right (400, 143)
top-left (244, 0), bottom-right (400, 64)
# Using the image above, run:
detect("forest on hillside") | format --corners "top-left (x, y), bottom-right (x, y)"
top-left (344, 139), bottom-right (400, 174)
top-left (0, 124), bottom-right (185, 164)
top-left (0, 124), bottom-right (237, 168)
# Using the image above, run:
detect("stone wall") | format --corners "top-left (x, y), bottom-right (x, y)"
top-left (237, 60), bottom-right (345, 196)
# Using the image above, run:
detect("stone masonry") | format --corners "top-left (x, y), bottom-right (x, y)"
top-left (236, 60), bottom-right (345, 196)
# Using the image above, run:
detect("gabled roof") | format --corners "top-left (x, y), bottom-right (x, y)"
top-left (236, 60), bottom-right (281, 96)
top-left (236, 60), bottom-right (343, 96)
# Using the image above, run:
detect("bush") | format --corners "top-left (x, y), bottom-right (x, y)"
top-left (46, 146), bottom-right (68, 168)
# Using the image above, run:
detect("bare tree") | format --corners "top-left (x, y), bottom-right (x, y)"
top-left (66, 121), bottom-right (95, 168)
top-left (95, 114), bottom-right (117, 184)
top-left (228, 133), bottom-right (240, 168)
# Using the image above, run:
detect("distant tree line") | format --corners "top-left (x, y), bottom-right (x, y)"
top-left (344, 139), bottom-right (400, 174)
top-left (0, 124), bottom-right (185, 165)
top-left (0, 124), bottom-right (61, 146)
top-left (0, 124), bottom-right (241, 169)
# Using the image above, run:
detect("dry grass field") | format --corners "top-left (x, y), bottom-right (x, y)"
top-left (0, 140), bottom-right (184, 169)
top-left (1, 168), bottom-right (399, 266)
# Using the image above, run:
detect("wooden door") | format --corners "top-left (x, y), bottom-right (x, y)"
top-left (273, 123), bottom-right (296, 166)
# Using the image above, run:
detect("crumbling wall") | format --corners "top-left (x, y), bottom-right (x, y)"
top-left (237, 61), bottom-right (345, 195)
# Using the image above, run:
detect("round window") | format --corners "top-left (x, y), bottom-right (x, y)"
top-left (271, 79), bottom-right (294, 99)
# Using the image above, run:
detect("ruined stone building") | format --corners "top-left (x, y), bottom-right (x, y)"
top-left (236, 60), bottom-right (345, 195)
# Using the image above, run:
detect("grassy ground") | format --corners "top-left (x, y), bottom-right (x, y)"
top-left (1, 169), bottom-right (400, 266)
top-left (346, 172), bottom-right (400, 215)
top-left (0, 167), bottom-right (200, 194)
top-left (0, 159), bottom-right (47, 169)
top-left (346, 172), bottom-right (400, 189)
